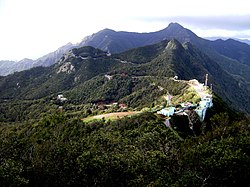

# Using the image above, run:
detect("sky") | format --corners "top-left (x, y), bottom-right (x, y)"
top-left (0, 0), bottom-right (249, 61)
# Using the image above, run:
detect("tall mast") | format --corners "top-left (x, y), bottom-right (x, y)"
top-left (167, 91), bottom-right (171, 106)
top-left (205, 74), bottom-right (208, 87)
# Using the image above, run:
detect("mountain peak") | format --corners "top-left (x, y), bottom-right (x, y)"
top-left (159, 22), bottom-right (185, 33)
top-left (168, 22), bottom-right (184, 29)
top-left (19, 58), bottom-right (34, 63)
top-left (98, 28), bottom-right (116, 34)
top-left (156, 22), bottom-right (199, 44)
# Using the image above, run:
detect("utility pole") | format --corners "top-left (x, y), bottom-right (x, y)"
top-left (210, 83), bottom-right (213, 93)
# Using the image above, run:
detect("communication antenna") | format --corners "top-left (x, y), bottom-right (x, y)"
top-left (167, 91), bottom-right (171, 106)
top-left (205, 74), bottom-right (208, 87)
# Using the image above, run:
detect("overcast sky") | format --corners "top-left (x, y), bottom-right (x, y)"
top-left (0, 0), bottom-right (249, 61)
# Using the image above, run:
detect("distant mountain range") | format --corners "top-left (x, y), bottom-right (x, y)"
top-left (206, 37), bottom-right (250, 46)
top-left (0, 43), bottom-right (75, 76)
top-left (1, 23), bottom-right (250, 81)
top-left (79, 23), bottom-right (198, 53)
top-left (1, 22), bottom-right (250, 113)
top-left (2, 22), bottom-right (196, 75)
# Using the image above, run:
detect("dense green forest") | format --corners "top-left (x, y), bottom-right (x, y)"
top-left (0, 111), bottom-right (249, 186)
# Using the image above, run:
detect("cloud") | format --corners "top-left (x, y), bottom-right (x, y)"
top-left (233, 32), bottom-right (250, 39)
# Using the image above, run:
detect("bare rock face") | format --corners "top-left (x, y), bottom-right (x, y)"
top-left (57, 62), bottom-right (75, 74)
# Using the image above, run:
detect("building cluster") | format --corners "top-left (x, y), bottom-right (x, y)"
top-left (157, 76), bottom-right (213, 122)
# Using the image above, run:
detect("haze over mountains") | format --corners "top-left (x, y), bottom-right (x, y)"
top-left (0, 43), bottom-right (75, 76)
top-left (206, 37), bottom-right (250, 46)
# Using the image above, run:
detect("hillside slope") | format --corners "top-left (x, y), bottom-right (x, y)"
top-left (0, 40), bottom-right (249, 113)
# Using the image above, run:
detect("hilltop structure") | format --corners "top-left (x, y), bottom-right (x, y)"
top-left (158, 78), bottom-right (213, 129)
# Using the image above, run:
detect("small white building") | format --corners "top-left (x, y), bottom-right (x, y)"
top-left (157, 107), bottom-right (176, 117)
top-left (104, 74), bottom-right (113, 80)
top-left (195, 95), bottom-right (213, 121)
top-left (200, 96), bottom-right (213, 108)
top-left (57, 94), bottom-right (67, 101)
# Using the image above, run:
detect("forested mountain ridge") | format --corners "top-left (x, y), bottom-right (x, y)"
top-left (1, 39), bottom-right (249, 114)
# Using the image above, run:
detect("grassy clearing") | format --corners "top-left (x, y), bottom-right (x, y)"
top-left (82, 111), bottom-right (141, 122)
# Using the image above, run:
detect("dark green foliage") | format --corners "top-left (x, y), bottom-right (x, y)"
top-left (0, 112), bottom-right (249, 186)
top-left (0, 47), bottom-right (131, 100)
top-left (65, 75), bottom-right (189, 111)
top-left (0, 113), bottom-right (173, 186)
top-left (116, 40), bottom-right (169, 64)
top-left (179, 117), bottom-right (250, 187)
top-left (0, 99), bottom-right (59, 123)
top-left (170, 114), bottom-right (194, 138)
top-left (66, 75), bottom-right (134, 104)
